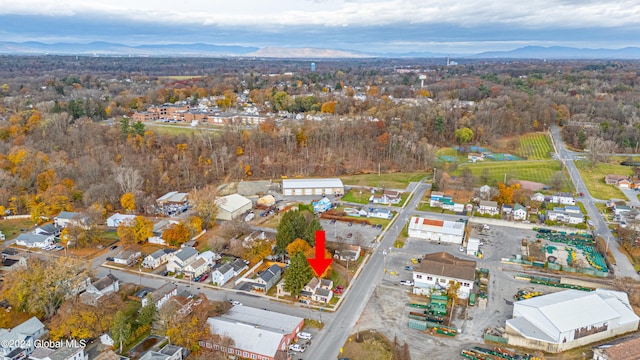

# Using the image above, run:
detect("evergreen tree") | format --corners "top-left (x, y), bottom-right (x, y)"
top-left (111, 311), bottom-right (131, 353)
top-left (284, 252), bottom-right (313, 297)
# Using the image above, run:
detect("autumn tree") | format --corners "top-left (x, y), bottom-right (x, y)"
top-left (586, 136), bottom-right (617, 167)
top-left (284, 252), bottom-right (314, 297)
top-left (163, 222), bottom-right (191, 246)
top-left (454, 127), bottom-right (474, 144)
top-left (117, 216), bottom-right (153, 245)
top-left (49, 294), bottom-right (124, 341)
top-left (190, 185), bottom-right (219, 230)
top-left (494, 182), bottom-right (520, 205)
top-left (3, 257), bottom-right (91, 319)
top-left (120, 192), bottom-right (136, 213)
top-left (286, 238), bottom-right (312, 258)
top-left (163, 296), bottom-right (211, 351)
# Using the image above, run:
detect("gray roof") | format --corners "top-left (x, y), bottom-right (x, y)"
top-left (259, 264), bottom-right (282, 283)
top-left (175, 247), bottom-right (198, 262)
top-left (215, 194), bottom-right (252, 213)
top-left (230, 259), bottom-right (248, 272)
top-left (215, 263), bottom-right (233, 275)
top-left (220, 305), bottom-right (303, 334)
top-left (36, 224), bottom-right (58, 235)
top-left (159, 344), bottom-right (183, 357)
top-left (147, 249), bottom-right (167, 260)
top-left (139, 351), bottom-right (171, 360)
top-left (49, 346), bottom-right (84, 360)
top-left (156, 191), bottom-right (188, 204)
top-left (316, 288), bottom-right (331, 297)
top-left (506, 316), bottom-right (557, 343)
top-left (56, 211), bottom-right (79, 219)
top-left (0, 316), bottom-right (44, 348)
top-left (15, 233), bottom-right (51, 245)
top-left (93, 274), bottom-right (118, 291)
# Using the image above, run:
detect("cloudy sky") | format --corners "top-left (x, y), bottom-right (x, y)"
top-left (1, 0), bottom-right (639, 54)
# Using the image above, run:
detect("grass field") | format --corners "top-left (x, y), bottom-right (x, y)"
top-left (0, 218), bottom-right (35, 241)
top-left (340, 172), bottom-right (428, 189)
top-left (452, 160), bottom-right (573, 190)
top-left (575, 160), bottom-right (632, 200)
top-left (517, 133), bottom-right (553, 160)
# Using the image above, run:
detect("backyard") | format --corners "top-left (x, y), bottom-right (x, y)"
top-left (575, 160), bottom-right (632, 200)
top-left (0, 218), bottom-right (36, 240)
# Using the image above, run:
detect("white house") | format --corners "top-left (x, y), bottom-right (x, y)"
top-left (54, 211), bottom-right (80, 228)
top-left (15, 233), bottom-right (54, 248)
top-left (413, 252), bottom-right (477, 299)
top-left (513, 204), bottom-right (528, 221)
top-left (166, 247), bottom-right (199, 273)
top-left (142, 249), bottom-right (174, 269)
top-left (183, 258), bottom-right (209, 278)
top-left (551, 192), bottom-right (576, 206)
top-left (113, 249), bottom-right (142, 266)
top-left (196, 250), bottom-right (219, 266)
top-left (531, 193), bottom-right (546, 203)
top-left (211, 263), bottom-right (234, 286)
top-left (99, 333), bottom-right (114, 347)
top-left (334, 245), bottom-right (361, 262)
top-left (505, 289), bottom-right (640, 353)
top-left (106, 213), bottom-right (136, 227)
top-left (478, 200), bottom-right (499, 216)
top-left (79, 274), bottom-right (120, 306)
top-left (282, 178), bottom-right (344, 196)
top-left (368, 208), bottom-right (393, 219)
top-left (33, 224), bottom-right (60, 237)
top-left (142, 283), bottom-right (178, 309)
top-left (547, 209), bottom-right (585, 224)
top-left (407, 216), bottom-right (465, 244)
top-left (502, 204), bottom-right (513, 214)
top-left (0, 316), bottom-right (46, 360)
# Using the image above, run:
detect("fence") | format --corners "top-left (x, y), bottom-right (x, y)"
top-left (484, 334), bottom-right (509, 344)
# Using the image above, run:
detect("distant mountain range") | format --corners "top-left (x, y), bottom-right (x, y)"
top-left (1, 41), bottom-right (640, 59)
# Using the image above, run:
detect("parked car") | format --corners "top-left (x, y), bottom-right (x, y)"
top-left (405, 265), bottom-right (414, 271)
top-left (298, 332), bottom-right (312, 340)
top-left (193, 275), bottom-right (201, 282)
top-left (410, 258), bottom-right (419, 264)
top-left (348, 222), bottom-right (352, 227)
top-left (400, 280), bottom-right (414, 286)
top-left (160, 270), bottom-right (168, 276)
top-left (333, 285), bottom-right (344, 294)
top-left (110, 245), bottom-right (118, 250)
top-left (376, 224), bottom-right (382, 229)
top-left (459, 246), bottom-right (465, 252)
top-left (289, 344), bottom-right (306, 353)
top-left (330, 219), bottom-right (336, 224)
top-left (199, 273), bottom-right (209, 282)
top-left (229, 300), bottom-right (242, 306)
top-left (106, 257), bottom-right (114, 261)
top-left (347, 233), bottom-right (352, 238)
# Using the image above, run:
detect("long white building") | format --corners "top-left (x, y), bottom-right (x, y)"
top-left (506, 289), bottom-right (639, 353)
top-left (407, 216), bottom-right (465, 244)
top-left (282, 178), bottom-right (344, 196)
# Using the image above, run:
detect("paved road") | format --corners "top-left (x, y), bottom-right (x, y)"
top-left (550, 126), bottom-right (637, 278)
top-left (306, 180), bottom-right (431, 359)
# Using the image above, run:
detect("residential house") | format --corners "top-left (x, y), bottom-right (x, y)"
top-left (165, 247), bottom-right (199, 274)
top-left (613, 204), bottom-right (633, 217)
top-left (344, 207), bottom-right (368, 217)
top-left (141, 283), bottom-right (178, 308)
top-left (369, 194), bottom-right (390, 205)
top-left (29, 344), bottom-right (86, 360)
top-left (253, 264), bottom-right (283, 292)
top-left (617, 179), bottom-right (632, 189)
top-left (139, 344), bottom-right (185, 360)
top-left (106, 213), bottom-right (136, 228)
top-left (605, 174), bottom-right (628, 185)
top-left (113, 249), bottom-right (142, 266)
top-left (142, 249), bottom-right (174, 269)
top-left (0, 316), bottom-right (46, 360)
top-left (183, 258), bottom-right (209, 278)
top-left (54, 211), bottom-right (80, 228)
top-left (468, 152), bottom-right (484, 162)
top-left (334, 245), bottom-right (361, 261)
top-left (99, 333), bottom-right (114, 347)
top-left (592, 335), bottom-right (640, 360)
top-left (564, 205), bottom-right (581, 214)
top-left (368, 208), bottom-right (393, 219)
top-left (15, 233), bottom-right (54, 248)
top-left (502, 204), bottom-right (513, 215)
top-left (312, 288), bottom-right (333, 304)
top-left (196, 250), bottom-right (219, 266)
top-left (547, 208), bottom-right (585, 224)
top-left (430, 192), bottom-right (454, 208)
top-left (383, 190), bottom-right (402, 204)
top-left (229, 259), bottom-right (249, 276)
top-left (79, 274), bottom-right (119, 306)
top-left (551, 192), bottom-right (576, 205)
top-left (93, 350), bottom-right (123, 360)
top-left (412, 252), bottom-right (477, 299)
top-left (513, 204), bottom-right (528, 221)
top-left (312, 197), bottom-right (332, 213)
top-left (478, 200), bottom-right (499, 216)
top-left (148, 219), bottom-right (180, 246)
top-left (211, 263), bottom-right (234, 286)
top-left (33, 224), bottom-right (61, 237)
top-left (530, 192), bottom-right (546, 203)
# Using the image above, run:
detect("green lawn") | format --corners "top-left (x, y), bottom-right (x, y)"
top-left (451, 160), bottom-right (573, 190)
top-left (517, 133), bottom-right (553, 160)
top-left (340, 172), bottom-right (428, 189)
top-left (575, 160), bottom-right (632, 200)
top-left (0, 218), bottom-right (36, 241)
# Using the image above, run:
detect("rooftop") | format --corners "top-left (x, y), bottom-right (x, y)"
top-left (417, 252), bottom-right (477, 281)
top-left (216, 193), bottom-right (252, 212)
top-left (282, 178), bottom-right (344, 189)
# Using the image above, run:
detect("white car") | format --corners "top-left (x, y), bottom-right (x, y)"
top-left (400, 280), bottom-right (414, 286)
top-left (459, 246), bottom-right (465, 252)
top-left (229, 300), bottom-right (242, 306)
top-left (298, 332), bottom-right (312, 340)
top-left (289, 344), bottom-right (306, 353)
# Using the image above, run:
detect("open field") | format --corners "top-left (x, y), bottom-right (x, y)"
top-left (517, 133), bottom-right (553, 160)
top-left (452, 160), bottom-right (573, 190)
top-left (575, 160), bottom-right (632, 200)
top-left (0, 218), bottom-right (35, 240)
top-left (340, 172), bottom-right (428, 189)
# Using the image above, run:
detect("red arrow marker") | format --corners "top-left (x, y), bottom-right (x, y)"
top-left (307, 230), bottom-right (332, 277)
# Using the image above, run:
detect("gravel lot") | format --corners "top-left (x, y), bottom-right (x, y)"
top-left (356, 224), bottom-right (562, 360)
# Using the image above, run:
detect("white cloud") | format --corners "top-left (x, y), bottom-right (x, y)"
top-left (2, 0), bottom-right (640, 29)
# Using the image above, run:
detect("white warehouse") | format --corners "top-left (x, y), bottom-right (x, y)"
top-left (282, 178), bottom-right (344, 196)
top-left (505, 289), bottom-right (639, 353)
top-left (407, 216), bottom-right (465, 244)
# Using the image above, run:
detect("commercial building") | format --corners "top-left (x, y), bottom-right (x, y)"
top-left (215, 194), bottom-right (252, 221)
top-left (412, 252), bottom-right (476, 299)
top-left (505, 289), bottom-right (640, 353)
top-left (407, 216), bottom-right (465, 244)
top-left (282, 178), bottom-right (344, 196)
top-left (204, 307), bottom-right (304, 360)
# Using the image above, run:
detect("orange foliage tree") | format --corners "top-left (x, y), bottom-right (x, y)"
top-left (163, 222), bottom-right (191, 246)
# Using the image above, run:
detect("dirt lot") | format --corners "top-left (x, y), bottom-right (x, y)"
top-left (355, 225), bottom-right (573, 360)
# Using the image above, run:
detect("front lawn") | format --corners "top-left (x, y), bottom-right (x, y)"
top-left (575, 160), bottom-right (631, 200)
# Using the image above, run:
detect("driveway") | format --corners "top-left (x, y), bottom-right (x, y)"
top-left (619, 187), bottom-right (640, 207)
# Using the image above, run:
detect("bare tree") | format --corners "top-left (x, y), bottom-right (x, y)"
top-left (586, 136), bottom-right (617, 167)
top-left (113, 166), bottom-right (143, 194)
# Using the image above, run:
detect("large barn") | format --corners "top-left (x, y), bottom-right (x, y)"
top-left (407, 216), bottom-right (465, 244)
top-left (282, 178), bottom-right (344, 196)
top-left (505, 289), bottom-right (639, 353)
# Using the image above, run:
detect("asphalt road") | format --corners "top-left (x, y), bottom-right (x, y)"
top-left (305, 180), bottom-right (431, 359)
top-left (550, 126), bottom-right (637, 278)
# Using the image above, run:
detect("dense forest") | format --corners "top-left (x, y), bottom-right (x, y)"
top-left (0, 56), bottom-right (639, 217)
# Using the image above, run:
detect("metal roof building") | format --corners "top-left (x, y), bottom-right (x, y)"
top-left (205, 307), bottom-right (304, 360)
top-left (282, 178), bottom-right (344, 196)
top-left (505, 289), bottom-right (640, 352)
top-left (407, 216), bottom-right (465, 244)
top-left (215, 193), bottom-right (252, 221)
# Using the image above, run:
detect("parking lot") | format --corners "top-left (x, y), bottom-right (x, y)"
top-left (320, 218), bottom-right (384, 247)
top-left (356, 224), bottom-right (561, 359)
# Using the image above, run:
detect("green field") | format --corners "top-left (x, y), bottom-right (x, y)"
top-left (0, 218), bottom-right (36, 241)
top-left (147, 123), bottom-right (222, 136)
top-left (340, 172), bottom-right (428, 189)
top-left (575, 160), bottom-right (632, 200)
top-left (452, 160), bottom-right (573, 190)
top-left (518, 133), bottom-right (553, 160)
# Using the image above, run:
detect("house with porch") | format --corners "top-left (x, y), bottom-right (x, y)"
top-left (211, 263), bottom-right (234, 286)
top-left (142, 249), bottom-right (175, 269)
top-left (0, 316), bottom-right (46, 360)
top-left (165, 247), bottom-right (199, 274)
top-left (478, 200), bottom-right (499, 216)
top-left (253, 264), bottom-right (283, 292)
top-left (513, 204), bottom-right (528, 221)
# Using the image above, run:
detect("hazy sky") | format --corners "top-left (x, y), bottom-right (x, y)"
top-left (1, 0), bottom-right (639, 53)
